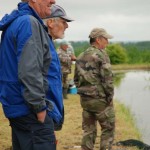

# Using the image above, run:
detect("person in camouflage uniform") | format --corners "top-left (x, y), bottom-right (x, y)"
top-left (74, 28), bottom-right (115, 150)
top-left (58, 42), bottom-right (76, 99)
top-left (67, 43), bottom-right (75, 55)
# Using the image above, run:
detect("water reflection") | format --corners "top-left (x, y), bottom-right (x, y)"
top-left (113, 70), bottom-right (150, 145)
top-left (113, 72), bottom-right (125, 87)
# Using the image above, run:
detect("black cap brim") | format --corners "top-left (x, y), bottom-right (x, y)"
top-left (60, 16), bottom-right (74, 22)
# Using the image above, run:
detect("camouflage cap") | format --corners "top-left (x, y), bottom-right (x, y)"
top-left (60, 41), bottom-right (69, 46)
top-left (89, 28), bottom-right (113, 39)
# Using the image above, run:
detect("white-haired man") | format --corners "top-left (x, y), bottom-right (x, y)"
top-left (43, 5), bottom-right (75, 100)
top-left (43, 4), bottom-right (73, 40)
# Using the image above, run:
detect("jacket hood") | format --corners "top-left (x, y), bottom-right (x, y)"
top-left (0, 2), bottom-right (43, 31)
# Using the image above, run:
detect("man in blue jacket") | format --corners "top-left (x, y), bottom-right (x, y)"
top-left (0, 0), bottom-right (65, 149)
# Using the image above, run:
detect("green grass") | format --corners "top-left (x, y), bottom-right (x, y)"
top-left (0, 97), bottom-right (141, 150)
top-left (55, 96), bottom-right (141, 150)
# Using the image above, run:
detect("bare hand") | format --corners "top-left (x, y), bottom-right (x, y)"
top-left (71, 55), bottom-right (76, 61)
top-left (37, 110), bottom-right (46, 123)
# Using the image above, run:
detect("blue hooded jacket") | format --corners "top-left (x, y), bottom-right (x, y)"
top-left (0, 2), bottom-right (63, 124)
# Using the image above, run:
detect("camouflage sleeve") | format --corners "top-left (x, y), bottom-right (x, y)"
top-left (74, 64), bottom-right (79, 87)
top-left (99, 54), bottom-right (114, 103)
top-left (58, 53), bottom-right (72, 65)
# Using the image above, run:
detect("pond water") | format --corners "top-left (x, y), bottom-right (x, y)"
top-left (114, 70), bottom-right (150, 145)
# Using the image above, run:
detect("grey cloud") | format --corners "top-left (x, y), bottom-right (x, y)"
top-left (0, 0), bottom-right (150, 41)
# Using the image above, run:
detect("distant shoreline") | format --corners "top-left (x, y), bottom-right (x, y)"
top-left (112, 64), bottom-right (150, 71)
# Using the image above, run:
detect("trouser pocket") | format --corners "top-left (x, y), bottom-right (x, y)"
top-left (31, 114), bottom-right (56, 150)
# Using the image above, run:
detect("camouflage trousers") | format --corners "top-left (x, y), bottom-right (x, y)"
top-left (81, 100), bottom-right (115, 150)
top-left (62, 73), bottom-right (69, 89)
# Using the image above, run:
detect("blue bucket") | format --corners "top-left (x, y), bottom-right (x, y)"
top-left (68, 85), bottom-right (77, 94)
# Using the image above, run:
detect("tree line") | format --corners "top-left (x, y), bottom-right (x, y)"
top-left (55, 41), bottom-right (150, 64)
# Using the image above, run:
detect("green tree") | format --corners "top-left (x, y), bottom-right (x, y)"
top-left (126, 47), bottom-right (142, 64)
top-left (141, 50), bottom-right (150, 63)
top-left (107, 44), bottom-right (128, 64)
top-left (71, 41), bottom-right (89, 57)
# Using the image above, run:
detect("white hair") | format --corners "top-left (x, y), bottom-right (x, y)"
top-left (43, 18), bottom-right (49, 27)
top-left (43, 17), bottom-right (60, 27)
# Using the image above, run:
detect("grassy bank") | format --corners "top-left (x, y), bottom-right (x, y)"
top-left (0, 97), bottom-right (141, 150)
top-left (112, 64), bottom-right (150, 70)
top-left (56, 96), bottom-right (141, 150)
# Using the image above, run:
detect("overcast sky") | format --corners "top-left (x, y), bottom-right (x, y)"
top-left (0, 0), bottom-right (150, 42)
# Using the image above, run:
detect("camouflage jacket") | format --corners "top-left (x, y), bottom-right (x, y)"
top-left (58, 49), bottom-right (72, 74)
top-left (74, 46), bottom-right (114, 103)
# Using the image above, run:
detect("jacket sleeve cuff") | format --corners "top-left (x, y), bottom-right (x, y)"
top-left (30, 101), bottom-right (47, 113)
